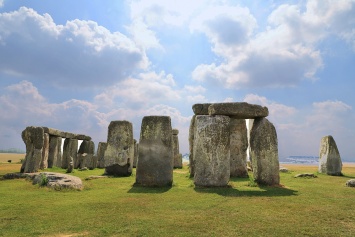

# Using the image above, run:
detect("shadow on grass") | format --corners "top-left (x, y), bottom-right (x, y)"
top-left (194, 185), bottom-right (298, 197)
top-left (128, 183), bottom-right (172, 194)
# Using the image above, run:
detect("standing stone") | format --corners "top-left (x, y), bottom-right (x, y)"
top-left (62, 138), bottom-right (78, 170)
top-left (318, 135), bottom-right (342, 176)
top-left (136, 116), bottom-right (173, 187)
top-left (133, 139), bottom-right (138, 168)
top-left (21, 126), bottom-right (44, 173)
top-left (250, 118), bottom-right (280, 186)
top-left (208, 102), bottom-right (269, 119)
top-left (40, 133), bottom-right (49, 169)
top-left (96, 142), bottom-right (107, 168)
top-left (189, 115), bottom-right (197, 177)
top-left (78, 140), bottom-right (95, 169)
top-left (55, 138), bottom-right (63, 167)
top-left (230, 118), bottom-right (249, 177)
top-left (48, 136), bottom-right (61, 168)
top-left (193, 115), bottom-right (231, 187)
top-left (67, 156), bottom-right (74, 173)
top-left (104, 121), bottom-right (134, 176)
top-left (172, 129), bottom-right (182, 169)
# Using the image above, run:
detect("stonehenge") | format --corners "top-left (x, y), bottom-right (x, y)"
top-left (21, 126), bottom-right (92, 173)
top-left (172, 129), bottom-right (182, 169)
top-left (189, 102), bottom-right (280, 186)
top-left (318, 135), bottom-right (342, 176)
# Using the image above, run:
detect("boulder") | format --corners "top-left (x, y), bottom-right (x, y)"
top-left (32, 172), bottom-right (83, 190)
top-left (250, 118), bottom-right (280, 186)
top-left (346, 179), bottom-right (355, 187)
top-left (192, 103), bottom-right (212, 115)
top-left (96, 142), bottom-right (107, 168)
top-left (136, 116), bottom-right (173, 187)
top-left (229, 118), bottom-right (249, 178)
top-left (104, 121), bottom-right (134, 176)
top-left (318, 135), bottom-right (342, 176)
top-left (193, 115), bottom-right (231, 187)
top-left (294, 173), bottom-right (317, 178)
top-left (208, 102), bottom-right (269, 119)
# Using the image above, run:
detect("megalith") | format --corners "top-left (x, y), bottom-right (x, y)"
top-left (133, 139), bottom-right (138, 168)
top-left (104, 121), bottom-right (134, 176)
top-left (78, 140), bottom-right (96, 169)
top-left (188, 115), bottom-right (197, 177)
top-left (48, 136), bottom-right (62, 168)
top-left (250, 118), bottom-right (280, 186)
top-left (40, 133), bottom-right (49, 170)
top-left (55, 138), bottom-right (63, 167)
top-left (96, 142), bottom-right (107, 168)
top-left (230, 118), bottom-right (248, 177)
top-left (172, 128), bottom-right (182, 169)
top-left (62, 138), bottom-right (78, 170)
top-left (208, 102), bottom-right (269, 119)
top-left (21, 126), bottom-right (45, 173)
top-left (192, 103), bottom-right (212, 115)
top-left (193, 115), bottom-right (231, 187)
top-left (318, 135), bottom-right (342, 176)
top-left (136, 116), bottom-right (173, 187)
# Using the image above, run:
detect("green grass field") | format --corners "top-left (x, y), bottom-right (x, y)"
top-left (1, 163), bottom-right (355, 237)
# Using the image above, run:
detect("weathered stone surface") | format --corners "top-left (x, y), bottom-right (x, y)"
top-left (21, 126), bottom-right (44, 173)
top-left (40, 133), bottom-right (49, 170)
top-left (193, 115), bottom-right (231, 187)
top-left (172, 128), bottom-right (183, 169)
top-left (133, 139), bottom-right (138, 168)
top-left (136, 116), bottom-right (173, 187)
top-left (42, 127), bottom-right (91, 140)
top-left (78, 140), bottom-right (95, 169)
top-left (104, 121), bottom-right (134, 176)
top-left (250, 118), bottom-right (280, 186)
top-left (346, 179), bottom-right (355, 187)
top-left (208, 102), bottom-right (269, 119)
top-left (188, 115), bottom-right (197, 177)
top-left (318, 135), bottom-right (342, 176)
top-left (67, 156), bottom-right (74, 173)
top-left (192, 103), bottom-right (212, 115)
top-left (62, 138), bottom-right (78, 169)
top-left (294, 173), bottom-right (317, 178)
top-left (32, 172), bottom-right (83, 190)
top-left (55, 137), bottom-right (63, 167)
top-left (96, 142), bottom-right (107, 168)
top-left (229, 118), bottom-right (248, 178)
top-left (48, 136), bottom-right (61, 168)
top-left (279, 167), bottom-right (289, 173)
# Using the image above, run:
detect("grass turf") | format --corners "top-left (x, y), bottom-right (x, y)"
top-left (1, 163), bottom-right (355, 236)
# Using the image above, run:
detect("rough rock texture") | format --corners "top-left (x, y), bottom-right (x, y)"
top-left (346, 179), bottom-right (355, 187)
top-left (55, 137), bottom-right (63, 168)
top-left (40, 133), bottom-right (49, 170)
top-left (21, 126), bottom-right (44, 173)
top-left (172, 128), bottom-right (182, 169)
top-left (229, 118), bottom-right (249, 178)
top-left (193, 115), bottom-right (231, 187)
top-left (32, 172), bottom-right (83, 190)
top-left (136, 116), bottom-right (173, 187)
top-left (61, 138), bottom-right (78, 169)
top-left (133, 139), bottom-right (138, 168)
top-left (42, 127), bottom-right (91, 140)
top-left (318, 135), bottom-right (342, 176)
top-left (96, 142), bottom-right (107, 168)
top-left (208, 102), bottom-right (269, 119)
top-left (67, 156), bottom-right (74, 173)
top-left (48, 136), bottom-right (61, 168)
top-left (104, 121), bottom-right (134, 176)
top-left (294, 173), bottom-right (317, 178)
top-left (188, 115), bottom-right (197, 177)
top-left (192, 103), bottom-right (213, 115)
top-left (250, 118), bottom-right (280, 186)
top-left (78, 140), bottom-right (95, 169)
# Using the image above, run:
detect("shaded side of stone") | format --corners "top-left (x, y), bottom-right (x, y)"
top-left (192, 103), bottom-right (212, 115)
top-left (136, 116), bottom-right (173, 187)
top-left (229, 118), bottom-right (248, 178)
top-left (61, 138), bottom-right (78, 169)
top-left (21, 126), bottom-right (44, 173)
top-left (104, 120), bottom-right (134, 176)
top-left (172, 128), bottom-right (182, 168)
top-left (77, 140), bottom-right (95, 169)
top-left (40, 133), bottom-right (49, 170)
top-left (193, 115), bottom-right (231, 187)
top-left (55, 137), bottom-right (63, 167)
top-left (96, 142), bottom-right (107, 168)
top-left (208, 102), bottom-right (269, 119)
top-left (48, 136), bottom-right (61, 168)
top-left (318, 135), bottom-right (342, 176)
top-left (250, 118), bottom-right (280, 186)
top-left (188, 115), bottom-right (196, 177)
top-left (133, 139), bottom-right (138, 168)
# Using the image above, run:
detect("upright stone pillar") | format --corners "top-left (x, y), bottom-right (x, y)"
top-left (136, 116), bottom-right (173, 187)
top-left (318, 135), bottom-right (342, 176)
top-left (48, 136), bottom-right (60, 168)
top-left (133, 139), bottom-right (138, 168)
top-left (62, 138), bottom-right (78, 169)
top-left (172, 129), bottom-right (182, 169)
top-left (104, 121), bottom-right (134, 176)
top-left (230, 118), bottom-right (248, 177)
top-left (21, 126), bottom-right (44, 173)
top-left (78, 140), bottom-right (96, 169)
top-left (55, 138), bottom-right (63, 167)
top-left (188, 115), bottom-right (197, 177)
top-left (40, 133), bottom-right (49, 169)
top-left (250, 118), bottom-right (280, 186)
top-left (96, 142), bottom-right (107, 168)
top-left (193, 115), bottom-right (231, 187)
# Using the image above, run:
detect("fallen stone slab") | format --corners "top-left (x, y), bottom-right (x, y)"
top-left (85, 175), bottom-right (109, 180)
top-left (208, 102), bottom-right (269, 119)
top-left (279, 167), bottom-right (289, 173)
top-left (32, 172), bottom-right (83, 190)
top-left (294, 173), bottom-right (317, 178)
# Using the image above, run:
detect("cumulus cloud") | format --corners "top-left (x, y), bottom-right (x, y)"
top-left (0, 0), bottom-right (4, 8)
top-left (191, 0), bottom-right (355, 89)
top-left (0, 7), bottom-right (148, 87)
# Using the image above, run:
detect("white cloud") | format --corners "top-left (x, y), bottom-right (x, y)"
top-left (0, 0), bottom-right (4, 8)
top-left (0, 7), bottom-right (148, 87)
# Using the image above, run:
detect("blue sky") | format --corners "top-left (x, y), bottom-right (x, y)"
top-left (0, 0), bottom-right (355, 160)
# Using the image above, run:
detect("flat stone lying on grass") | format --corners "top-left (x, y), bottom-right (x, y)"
top-left (345, 179), bottom-right (355, 187)
top-left (3, 172), bottom-right (83, 190)
top-left (85, 175), bottom-right (109, 180)
top-left (294, 173), bottom-right (317, 178)
top-left (279, 167), bottom-right (289, 173)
